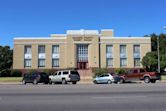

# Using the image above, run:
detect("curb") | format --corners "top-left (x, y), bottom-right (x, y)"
top-left (0, 80), bottom-right (166, 85)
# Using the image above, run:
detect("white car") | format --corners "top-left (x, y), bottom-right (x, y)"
top-left (93, 73), bottom-right (115, 84)
top-left (49, 70), bottom-right (80, 84)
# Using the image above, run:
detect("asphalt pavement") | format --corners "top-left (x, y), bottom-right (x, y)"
top-left (0, 83), bottom-right (166, 111)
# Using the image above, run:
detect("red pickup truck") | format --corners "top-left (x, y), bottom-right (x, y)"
top-left (119, 69), bottom-right (161, 83)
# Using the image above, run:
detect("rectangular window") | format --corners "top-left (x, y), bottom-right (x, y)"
top-left (107, 58), bottom-right (113, 67)
top-left (38, 45), bottom-right (45, 54)
top-left (52, 59), bottom-right (59, 67)
top-left (106, 45), bottom-right (113, 54)
top-left (134, 58), bottom-right (140, 67)
top-left (24, 59), bottom-right (31, 68)
top-left (120, 45), bottom-right (126, 54)
top-left (77, 44), bottom-right (88, 62)
top-left (134, 45), bottom-right (140, 53)
top-left (38, 59), bottom-right (45, 67)
top-left (120, 45), bottom-right (127, 59)
top-left (106, 45), bottom-right (113, 67)
top-left (24, 46), bottom-right (32, 54)
top-left (52, 45), bottom-right (59, 54)
top-left (120, 58), bottom-right (127, 67)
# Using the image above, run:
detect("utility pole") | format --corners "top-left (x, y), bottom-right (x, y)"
top-left (157, 26), bottom-right (166, 73)
top-left (157, 36), bottom-right (160, 73)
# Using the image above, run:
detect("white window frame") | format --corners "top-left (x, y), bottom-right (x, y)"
top-left (38, 59), bottom-right (45, 67)
top-left (24, 59), bottom-right (31, 68)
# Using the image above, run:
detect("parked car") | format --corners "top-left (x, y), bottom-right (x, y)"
top-left (93, 73), bottom-right (117, 84)
top-left (22, 72), bottom-right (49, 85)
top-left (119, 69), bottom-right (161, 83)
top-left (49, 70), bottom-right (80, 84)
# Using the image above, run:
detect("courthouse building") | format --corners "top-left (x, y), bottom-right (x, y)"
top-left (13, 29), bottom-right (151, 71)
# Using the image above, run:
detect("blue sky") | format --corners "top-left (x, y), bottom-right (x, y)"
top-left (0, 0), bottom-right (166, 47)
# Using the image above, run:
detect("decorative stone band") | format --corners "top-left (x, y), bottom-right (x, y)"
top-left (14, 42), bottom-right (67, 45)
top-left (67, 29), bottom-right (99, 36)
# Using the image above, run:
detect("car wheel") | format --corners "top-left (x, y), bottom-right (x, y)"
top-left (33, 79), bottom-right (38, 85)
top-left (144, 77), bottom-right (150, 83)
top-left (107, 80), bottom-right (112, 84)
top-left (22, 80), bottom-right (26, 85)
top-left (62, 79), bottom-right (66, 84)
top-left (49, 79), bottom-right (52, 84)
top-left (119, 78), bottom-right (124, 84)
top-left (72, 81), bottom-right (77, 84)
top-left (150, 79), bottom-right (156, 83)
top-left (93, 80), bottom-right (98, 84)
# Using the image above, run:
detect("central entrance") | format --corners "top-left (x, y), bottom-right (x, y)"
top-left (77, 44), bottom-right (88, 69)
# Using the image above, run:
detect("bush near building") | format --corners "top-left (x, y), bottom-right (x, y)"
top-left (115, 68), bottom-right (126, 75)
top-left (92, 68), bottom-right (109, 78)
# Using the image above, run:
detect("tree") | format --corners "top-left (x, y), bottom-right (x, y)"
top-left (0, 46), bottom-right (13, 74)
top-left (142, 33), bottom-right (166, 72)
top-left (142, 52), bottom-right (158, 71)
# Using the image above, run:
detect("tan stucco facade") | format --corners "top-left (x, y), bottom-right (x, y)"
top-left (13, 29), bottom-right (151, 70)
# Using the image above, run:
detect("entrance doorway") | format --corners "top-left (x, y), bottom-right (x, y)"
top-left (77, 44), bottom-right (88, 69)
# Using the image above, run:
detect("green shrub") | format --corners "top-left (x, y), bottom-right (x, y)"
top-left (41, 69), bottom-right (57, 75)
top-left (115, 68), bottom-right (126, 75)
top-left (11, 70), bottom-right (22, 77)
top-left (93, 68), bottom-right (108, 78)
top-left (0, 69), bottom-right (11, 77)
top-left (28, 69), bottom-right (38, 74)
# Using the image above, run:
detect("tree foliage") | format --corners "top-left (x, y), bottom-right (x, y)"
top-left (0, 46), bottom-right (13, 73)
top-left (142, 34), bottom-right (166, 72)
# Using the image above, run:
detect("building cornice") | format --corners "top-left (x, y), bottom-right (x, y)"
top-left (14, 42), bottom-right (67, 45)
top-left (14, 37), bottom-right (67, 40)
top-left (100, 37), bottom-right (151, 39)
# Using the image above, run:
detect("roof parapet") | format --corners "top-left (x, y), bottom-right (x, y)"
top-left (101, 29), bottom-right (114, 37)
top-left (67, 29), bottom-right (99, 36)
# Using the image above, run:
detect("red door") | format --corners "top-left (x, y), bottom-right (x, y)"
top-left (77, 62), bottom-right (87, 69)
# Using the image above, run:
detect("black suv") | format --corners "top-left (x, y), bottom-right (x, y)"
top-left (22, 72), bottom-right (49, 85)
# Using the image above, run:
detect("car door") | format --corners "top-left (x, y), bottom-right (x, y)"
top-left (96, 75), bottom-right (103, 83)
top-left (102, 74), bottom-right (109, 83)
top-left (126, 70), bottom-right (134, 81)
top-left (98, 74), bottom-right (105, 83)
top-left (56, 71), bottom-right (62, 82)
top-left (126, 70), bottom-right (139, 81)
top-left (51, 72), bottom-right (58, 82)
top-left (30, 73), bottom-right (37, 82)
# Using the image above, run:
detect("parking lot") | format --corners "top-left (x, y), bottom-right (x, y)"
top-left (0, 83), bottom-right (166, 111)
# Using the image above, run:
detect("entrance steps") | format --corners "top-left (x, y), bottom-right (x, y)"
top-left (77, 69), bottom-right (93, 82)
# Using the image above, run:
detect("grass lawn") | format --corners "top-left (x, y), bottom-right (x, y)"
top-left (162, 75), bottom-right (166, 81)
top-left (0, 77), bottom-right (22, 82)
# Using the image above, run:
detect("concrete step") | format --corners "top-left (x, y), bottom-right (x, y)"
top-left (77, 69), bottom-right (93, 80)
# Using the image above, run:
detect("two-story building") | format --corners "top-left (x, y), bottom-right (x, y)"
top-left (13, 29), bottom-right (151, 78)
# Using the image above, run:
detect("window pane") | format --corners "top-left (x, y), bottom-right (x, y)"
top-left (38, 45), bottom-right (45, 53)
top-left (107, 58), bottom-right (113, 67)
top-left (52, 59), bottom-right (59, 67)
top-left (25, 46), bottom-right (31, 54)
top-left (38, 59), bottom-right (45, 67)
top-left (120, 58), bottom-right (127, 67)
top-left (120, 45), bottom-right (126, 54)
top-left (106, 45), bottom-right (113, 53)
top-left (52, 45), bottom-right (59, 54)
top-left (77, 45), bottom-right (88, 62)
top-left (134, 45), bottom-right (140, 53)
top-left (134, 58), bottom-right (140, 67)
top-left (24, 59), bottom-right (31, 67)
top-left (63, 71), bottom-right (68, 75)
